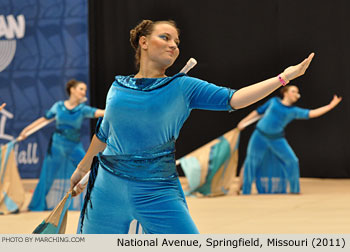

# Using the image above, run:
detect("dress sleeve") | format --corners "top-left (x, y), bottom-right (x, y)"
top-left (293, 106), bottom-right (310, 119)
top-left (180, 76), bottom-right (235, 111)
top-left (44, 102), bottom-right (59, 119)
top-left (95, 117), bottom-right (108, 143)
top-left (82, 104), bottom-right (98, 118)
top-left (95, 85), bottom-right (114, 143)
top-left (256, 98), bottom-right (273, 115)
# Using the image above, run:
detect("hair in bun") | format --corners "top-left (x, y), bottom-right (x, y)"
top-left (129, 20), bottom-right (179, 69)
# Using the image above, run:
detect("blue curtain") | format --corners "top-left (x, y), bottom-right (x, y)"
top-left (0, 0), bottom-right (90, 178)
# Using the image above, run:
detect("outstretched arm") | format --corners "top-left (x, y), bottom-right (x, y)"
top-left (309, 95), bottom-right (342, 118)
top-left (94, 109), bottom-right (105, 118)
top-left (230, 53), bottom-right (314, 109)
top-left (70, 135), bottom-right (106, 196)
top-left (18, 117), bottom-right (50, 140)
top-left (237, 110), bottom-right (260, 131)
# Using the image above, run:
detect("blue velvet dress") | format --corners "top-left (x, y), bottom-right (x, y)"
top-left (242, 97), bottom-right (310, 194)
top-left (28, 101), bottom-right (97, 211)
top-left (79, 73), bottom-right (235, 234)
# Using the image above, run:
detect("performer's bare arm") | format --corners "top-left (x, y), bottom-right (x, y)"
top-left (309, 95), bottom-right (342, 118)
top-left (230, 53), bottom-right (314, 109)
top-left (70, 135), bottom-right (106, 195)
top-left (237, 110), bottom-right (260, 131)
top-left (0, 103), bottom-right (6, 111)
top-left (94, 109), bottom-right (105, 118)
top-left (18, 117), bottom-right (50, 140)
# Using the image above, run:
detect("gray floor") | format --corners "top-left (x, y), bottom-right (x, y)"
top-left (1, 178), bottom-right (349, 234)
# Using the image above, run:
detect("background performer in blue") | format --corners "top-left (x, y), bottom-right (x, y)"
top-left (70, 20), bottom-right (314, 234)
top-left (19, 80), bottom-right (104, 211)
top-left (237, 85), bottom-right (342, 194)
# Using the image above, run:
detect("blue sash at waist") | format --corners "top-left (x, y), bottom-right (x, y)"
top-left (98, 139), bottom-right (178, 181)
top-left (55, 128), bottom-right (81, 142)
top-left (256, 127), bottom-right (284, 139)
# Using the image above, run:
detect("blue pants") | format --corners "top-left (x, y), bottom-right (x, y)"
top-left (242, 130), bottom-right (300, 194)
top-left (80, 166), bottom-right (199, 234)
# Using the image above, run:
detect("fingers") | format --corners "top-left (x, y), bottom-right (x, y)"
top-left (303, 53), bottom-right (314, 69)
top-left (307, 52), bottom-right (315, 61)
top-left (72, 184), bottom-right (86, 197)
top-left (330, 95), bottom-right (342, 108)
top-left (302, 53), bottom-right (315, 65)
top-left (71, 183), bottom-right (80, 197)
top-left (71, 172), bottom-right (87, 197)
top-left (299, 52), bottom-right (315, 72)
top-left (304, 52), bottom-right (315, 67)
top-left (300, 58), bottom-right (309, 67)
top-left (333, 94), bottom-right (342, 101)
top-left (70, 178), bottom-right (78, 192)
top-left (299, 52), bottom-right (315, 67)
top-left (17, 135), bottom-right (26, 141)
top-left (284, 52), bottom-right (315, 80)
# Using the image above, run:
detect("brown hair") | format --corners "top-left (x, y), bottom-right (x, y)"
top-left (129, 20), bottom-right (180, 69)
top-left (280, 85), bottom-right (296, 97)
top-left (65, 79), bottom-right (83, 96)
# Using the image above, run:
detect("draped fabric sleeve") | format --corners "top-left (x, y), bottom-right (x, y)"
top-left (256, 98), bottom-right (273, 115)
top-left (95, 117), bottom-right (108, 143)
top-left (81, 104), bottom-right (98, 118)
top-left (293, 106), bottom-right (310, 120)
top-left (180, 76), bottom-right (235, 112)
top-left (44, 101), bottom-right (60, 119)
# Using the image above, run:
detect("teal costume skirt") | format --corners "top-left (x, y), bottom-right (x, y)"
top-left (242, 128), bottom-right (300, 194)
top-left (28, 131), bottom-right (85, 211)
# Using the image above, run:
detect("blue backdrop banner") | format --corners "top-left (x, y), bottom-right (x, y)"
top-left (0, 0), bottom-right (90, 178)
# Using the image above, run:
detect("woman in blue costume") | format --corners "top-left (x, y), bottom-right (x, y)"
top-left (70, 19), bottom-right (314, 234)
top-left (19, 80), bottom-right (104, 211)
top-left (237, 85), bottom-right (342, 194)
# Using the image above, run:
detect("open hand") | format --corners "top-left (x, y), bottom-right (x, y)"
top-left (283, 53), bottom-right (315, 81)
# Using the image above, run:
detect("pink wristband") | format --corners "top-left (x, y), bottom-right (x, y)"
top-left (278, 74), bottom-right (288, 86)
